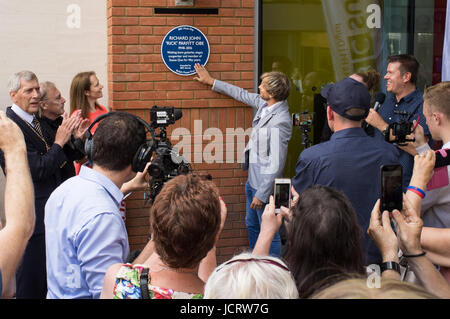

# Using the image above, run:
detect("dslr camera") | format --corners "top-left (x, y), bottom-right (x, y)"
top-left (146, 106), bottom-right (191, 203)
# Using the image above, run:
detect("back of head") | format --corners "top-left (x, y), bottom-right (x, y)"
top-left (356, 69), bottom-right (381, 92)
top-left (387, 54), bottom-right (420, 85)
top-left (321, 77), bottom-right (371, 122)
top-left (424, 81), bottom-right (450, 119)
top-left (285, 185), bottom-right (365, 298)
top-left (260, 71), bottom-right (291, 101)
top-left (204, 253), bottom-right (299, 299)
top-left (150, 174), bottom-right (221, 269)
top-left (311, 277), bottom-right (438, 299)
top-left (91, 112), bottom-right (146, 171)
top-left (70, 71), bottom-right (95, 118)
top-left (7, 71), bottom-right (38, 93)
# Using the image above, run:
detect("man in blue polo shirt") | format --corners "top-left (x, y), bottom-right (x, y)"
top-left (292, 77), bottom-right (400, 265)
top-left (366, 54), bottom-right (430, 189)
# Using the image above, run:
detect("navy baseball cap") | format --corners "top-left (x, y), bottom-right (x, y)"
top-left (321, 77), bottom-right (371, 121)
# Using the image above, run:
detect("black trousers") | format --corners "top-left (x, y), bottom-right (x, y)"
top-left (15, 233), bottom-right (47, 299)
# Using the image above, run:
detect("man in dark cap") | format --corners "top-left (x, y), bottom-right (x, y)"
top-left (292, 77), bottom-right (400, 265)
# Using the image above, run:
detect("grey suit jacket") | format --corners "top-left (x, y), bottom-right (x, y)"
top-left (212, 80), bottom-right (292, 203)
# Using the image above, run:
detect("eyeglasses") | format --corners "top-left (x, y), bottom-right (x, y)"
top-left (216, 257), bottom-right (290, 273)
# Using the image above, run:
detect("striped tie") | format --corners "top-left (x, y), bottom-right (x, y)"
top-left (32, 117), bottom-right (44, 137)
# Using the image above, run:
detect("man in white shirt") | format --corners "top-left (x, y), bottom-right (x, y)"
top-left (408, 81), bottom-right (450, 281)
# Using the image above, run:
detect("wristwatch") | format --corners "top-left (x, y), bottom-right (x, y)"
top-left (380, 261), bottom-right (401, 274)
top-left (382, 126), bottom-right (390, 142)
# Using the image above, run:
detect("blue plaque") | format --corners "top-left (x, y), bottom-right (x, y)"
top-left (161, 25), bottom-right (210, 76)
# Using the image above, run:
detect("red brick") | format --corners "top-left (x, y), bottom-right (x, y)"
top-left (194, 17), bottom-right (220, 26)
top-left (125, 45), bottom-right (153, 54)
top-left (127, 82), bottom-right (154, 91)
top-left (111, 91), bottom-right (139, 100)
top-left (235, 8), bottom-right (254, 17)
top-left (166, 17), bottom-right (194, 26)
top-left (125, 7), bottom-right (153, 16)
top-left (141, 0), bottom-right (166, 6)
top-left (110, 0), bottom-right (139, 7)
top-left (126, 63), bottom-right (153, 72)
top-left (196, 0), bottom-right (220, 6)
top-left (110, 35), bottom-right (139, 45)
top-left (110, 16), bottom-right (139, 25)
top-left (208, 27), bottom-right (234, 36)
top-left (112, 73), bottom-right (140, 82)
top-left (125, 26), bottom-right (154, 35)
top-left (110, 54), bottom-right (139, 63)
top-left (167, 90), bottom-right (194, 100)
top-left (140, 17), bottom-right (167, 26)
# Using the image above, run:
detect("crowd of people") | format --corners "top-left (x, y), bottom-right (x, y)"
top-left (1, 53), bottom-right (450, 300)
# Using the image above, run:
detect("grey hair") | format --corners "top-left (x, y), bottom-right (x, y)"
top-left (7, 71), bottom-right (38, 92)
top-left (39, 81), bottom-right (56, 101)
top-left (204, 252), bottom-right (299, 299)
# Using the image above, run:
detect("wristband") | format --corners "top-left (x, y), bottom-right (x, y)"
top-left (380, 261), bottom-right (401, 274)
top-left (403, 251), bottom-right (426, 258)
top-left (407, 186), bottom-right (426, 199)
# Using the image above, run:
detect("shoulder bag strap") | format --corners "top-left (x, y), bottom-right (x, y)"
top-left (140, 267), bottom-right (151, 299)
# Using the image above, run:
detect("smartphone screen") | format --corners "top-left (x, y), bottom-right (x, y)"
top-left (380, 165), bottom-right (403, 212)
top-left (274, 180), bottom-right (291, 211)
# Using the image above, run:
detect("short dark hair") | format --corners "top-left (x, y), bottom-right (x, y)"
top-left (284, 185), bottom-right (365, 298)
top-left (92, 112), bottom-right (146, 171)
top-left (150, 174), bottom-right (221, 269)
top-left (387, 54), bottom-right (420, 85)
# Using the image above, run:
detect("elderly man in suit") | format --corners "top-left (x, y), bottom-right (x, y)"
top-left (194, 64), bottom-right (292, 257)
top-left (0, 71), bottom-right (79, 298)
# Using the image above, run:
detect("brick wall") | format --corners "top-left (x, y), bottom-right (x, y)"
top-left (107, 0), bottom-right (255, 263)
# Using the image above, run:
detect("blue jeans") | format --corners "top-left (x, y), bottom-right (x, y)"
top-left (245, 181), bottom-right (281, 257)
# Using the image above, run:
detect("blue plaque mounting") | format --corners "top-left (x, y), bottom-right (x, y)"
top-left (161, 25), bottom-right (210, 76)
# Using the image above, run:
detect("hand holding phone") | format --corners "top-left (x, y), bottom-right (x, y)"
top-left (380, 164), bottom-right (403, 212)
top-left (274, 178), bottom-right (291, 214)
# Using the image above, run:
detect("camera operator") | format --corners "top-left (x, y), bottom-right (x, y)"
top-left (292, 77), bottom-right (400, 266)
top-left (45, 112), bottom-right (150, 299)
top-left (365, 54), bottom-right (431, 190)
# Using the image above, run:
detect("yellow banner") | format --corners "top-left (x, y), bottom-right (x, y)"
top-left (322, 0), bottom-right (382, 81)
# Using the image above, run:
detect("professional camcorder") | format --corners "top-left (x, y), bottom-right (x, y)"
top-left (146, 106), bottom-right (191, 203)
top-left (385, 110), bottom-right (415, 146)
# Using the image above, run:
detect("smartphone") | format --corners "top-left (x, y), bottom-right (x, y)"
top-left (274, 178), bottom-right (291, 213)
top-left (435, 149), bottom-right (450, 168)
top-left (380, 165), bottom-right (403, 212)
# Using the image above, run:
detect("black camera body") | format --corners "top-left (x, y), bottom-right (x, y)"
top-left (149, 106), bottom-right (183, 128)
top-left (387, 110), bottom-right (415, 146)
top-left (146, 106), bottom-right (191, 203)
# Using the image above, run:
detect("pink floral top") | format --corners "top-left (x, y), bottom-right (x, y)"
top-left (113, 264), bottom-right (203, 299)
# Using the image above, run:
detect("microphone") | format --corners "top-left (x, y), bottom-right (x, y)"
top-left (373, 92), bottom-right (386, 112)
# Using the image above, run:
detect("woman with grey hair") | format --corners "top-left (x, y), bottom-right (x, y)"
top-left (204, 252), bottom-right (298, 299)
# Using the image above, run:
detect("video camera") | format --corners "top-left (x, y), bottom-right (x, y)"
top-left (292, 111), bottom-right (314, 148)
top-left (146, 106), bottom-right (191, 203)
top-left (386, 110), bottom-right (415, 146)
